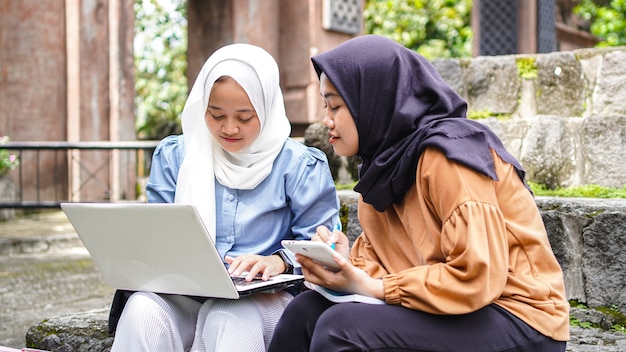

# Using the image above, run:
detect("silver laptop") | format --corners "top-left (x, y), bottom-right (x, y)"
top-left (60, 202), bottom-right (304, 299)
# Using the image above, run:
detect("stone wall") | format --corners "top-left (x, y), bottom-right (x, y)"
top-left (436, 47), bottom-right (626, 189)
top-left (306, 46), bottom-right (626, 189)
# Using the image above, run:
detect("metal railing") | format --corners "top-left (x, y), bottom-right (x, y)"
top-left (0, 141), bottom-right (160, 209)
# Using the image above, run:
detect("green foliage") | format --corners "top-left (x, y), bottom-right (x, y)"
top-left (134, 0), bottom-right (187, 140)
top-left (338, 203), bottom-right (350, 234)
top-left (467, 110), bottom-right (493, 120)
top-left (570, 300), bottom-right (588, 309)
top-left (568, 301), bottom-right (626, 334)
top-left (0, 136), bottom-right (19, 176)
top-left (337, 181), bottom-right (626, 199)
top-left (363, 0), bottom-right (473, 60)
top-left (516, 58), bottom-right (538, 79)
top-left (597, 305), bottom-right (626, 332)
top-left (336, 181), bottom-right (358, 190)
top-left (339, 181), bottom-right (626, 199)
top-left (574, 0), bottom-right (626, 47)
top-left (569, 315), bottom-right (595, 329)
top-left (611, 324), bottom-right (626, 334)
top-left (528, 182), bottom-right (626, 198)
top-left (466, 110), bottom-right (511, 120)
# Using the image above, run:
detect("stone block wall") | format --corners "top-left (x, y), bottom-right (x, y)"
top-left (437, 47), bottom-right (626, 189)
top-left (307, 46), bottom-right (626, 189)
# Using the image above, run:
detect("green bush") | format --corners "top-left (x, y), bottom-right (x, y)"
top-left (528, 182), bottom-right (626, 198)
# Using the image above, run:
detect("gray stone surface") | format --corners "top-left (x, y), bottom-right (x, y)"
top-left (517, 115), bottom-right (578, 188)
top-left (580, 115), bottom-right (626, 189)
top-left (465, 55), bottom-right (520, 114)
top-left (432, 58), bottom-right (466, 98)
top-left (535, 196), bottom-right (626, 314)
top-left (0, 211), bottom-right (114, 349)
top-left (25, 309), bottom-right (113, 352)
top-left (0, 177), bottom-right (17, 221)
top-left (568, 326), bottom-right (626, 351)
top-left (430, 47), bottom-right (626, 190)
top-left (536, 51), bottom-right (586, 117)
top-left (592, 50), bottom-right (626, 116)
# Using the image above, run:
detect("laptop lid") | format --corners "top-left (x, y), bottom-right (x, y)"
top-left (60, 202), bottom-right (303, 299)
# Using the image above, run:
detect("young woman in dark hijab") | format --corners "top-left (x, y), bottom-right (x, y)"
top-left (269, 35), bottom-right (569, 352)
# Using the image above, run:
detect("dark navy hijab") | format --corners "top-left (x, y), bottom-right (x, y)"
top-left (311, 35), bottom-right (527, 212)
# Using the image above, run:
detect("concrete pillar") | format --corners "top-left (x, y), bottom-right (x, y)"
top-left (279, 0), bottom-right (357, 135)
top-left (187, 0), bottom-right (280, 86)
top-left (518, 0), bottom-right (538, 54)
top-left (66, 0), bottom-right (135, 201)
top-left (0, 0), bottom-right (135, 203)
top-left (1, 1), bottom-right (70, 201)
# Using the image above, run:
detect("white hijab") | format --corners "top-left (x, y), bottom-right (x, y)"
top-left (174, 44), bottom-right (291, 241)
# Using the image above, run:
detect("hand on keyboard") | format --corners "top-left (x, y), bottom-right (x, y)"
top-left (231, 275), bottom-right (270, 286)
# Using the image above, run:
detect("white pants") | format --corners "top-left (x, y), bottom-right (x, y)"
top-left (110, 291), bottom-right (293, 352)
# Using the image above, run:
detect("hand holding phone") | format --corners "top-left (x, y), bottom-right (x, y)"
top-left (281, 240), bottom-right (341, 272)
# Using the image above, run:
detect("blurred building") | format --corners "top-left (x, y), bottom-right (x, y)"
top-left (473, 0), bottom-right (599, 56)
top-left (0, 0), bottom-right (361, 205)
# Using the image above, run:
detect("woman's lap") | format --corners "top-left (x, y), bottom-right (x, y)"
top-left (272, 291), bottom-right (565, 352)
top-left (111, 292), bottom-right (202, 351)
top-left (114, 291), bottom-right (292, 352)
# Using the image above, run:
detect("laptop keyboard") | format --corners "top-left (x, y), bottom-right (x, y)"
top-left (231, 276), bottom-right (270, 286)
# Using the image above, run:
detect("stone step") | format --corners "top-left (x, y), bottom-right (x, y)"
top-left (0, 233), bottom-right (84, 257)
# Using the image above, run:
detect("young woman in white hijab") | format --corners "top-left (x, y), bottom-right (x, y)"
top-left (109, 43), bottom-right (340, 352)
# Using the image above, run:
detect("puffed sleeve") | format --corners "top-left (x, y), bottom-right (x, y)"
top-left (285, 146), bottom-right (341, 240)
top-left (350, 234), bottom-right (389, 278)
top-left (145, 135), bottom-right (184, 203)
top-left (382, 148), bottom-right (510, 313)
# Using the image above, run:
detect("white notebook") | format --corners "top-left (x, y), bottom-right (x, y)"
top-left (61, 202), bottom-right (303, 299)
top-left (306, 282), bottom-right (385, 304)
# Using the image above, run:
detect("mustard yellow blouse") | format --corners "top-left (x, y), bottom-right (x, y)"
top-left (350, 147), bottom-right (570, 342)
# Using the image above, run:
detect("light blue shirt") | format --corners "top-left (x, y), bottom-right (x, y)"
top-left (146, 135), bottom-right (341, 265)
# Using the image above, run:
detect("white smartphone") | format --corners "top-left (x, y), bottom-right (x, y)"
top-left (281, 240), bottom-right (341, 271)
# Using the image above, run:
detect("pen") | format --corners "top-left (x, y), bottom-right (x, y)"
top-left (330, 223), bottom-right (341, 250)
